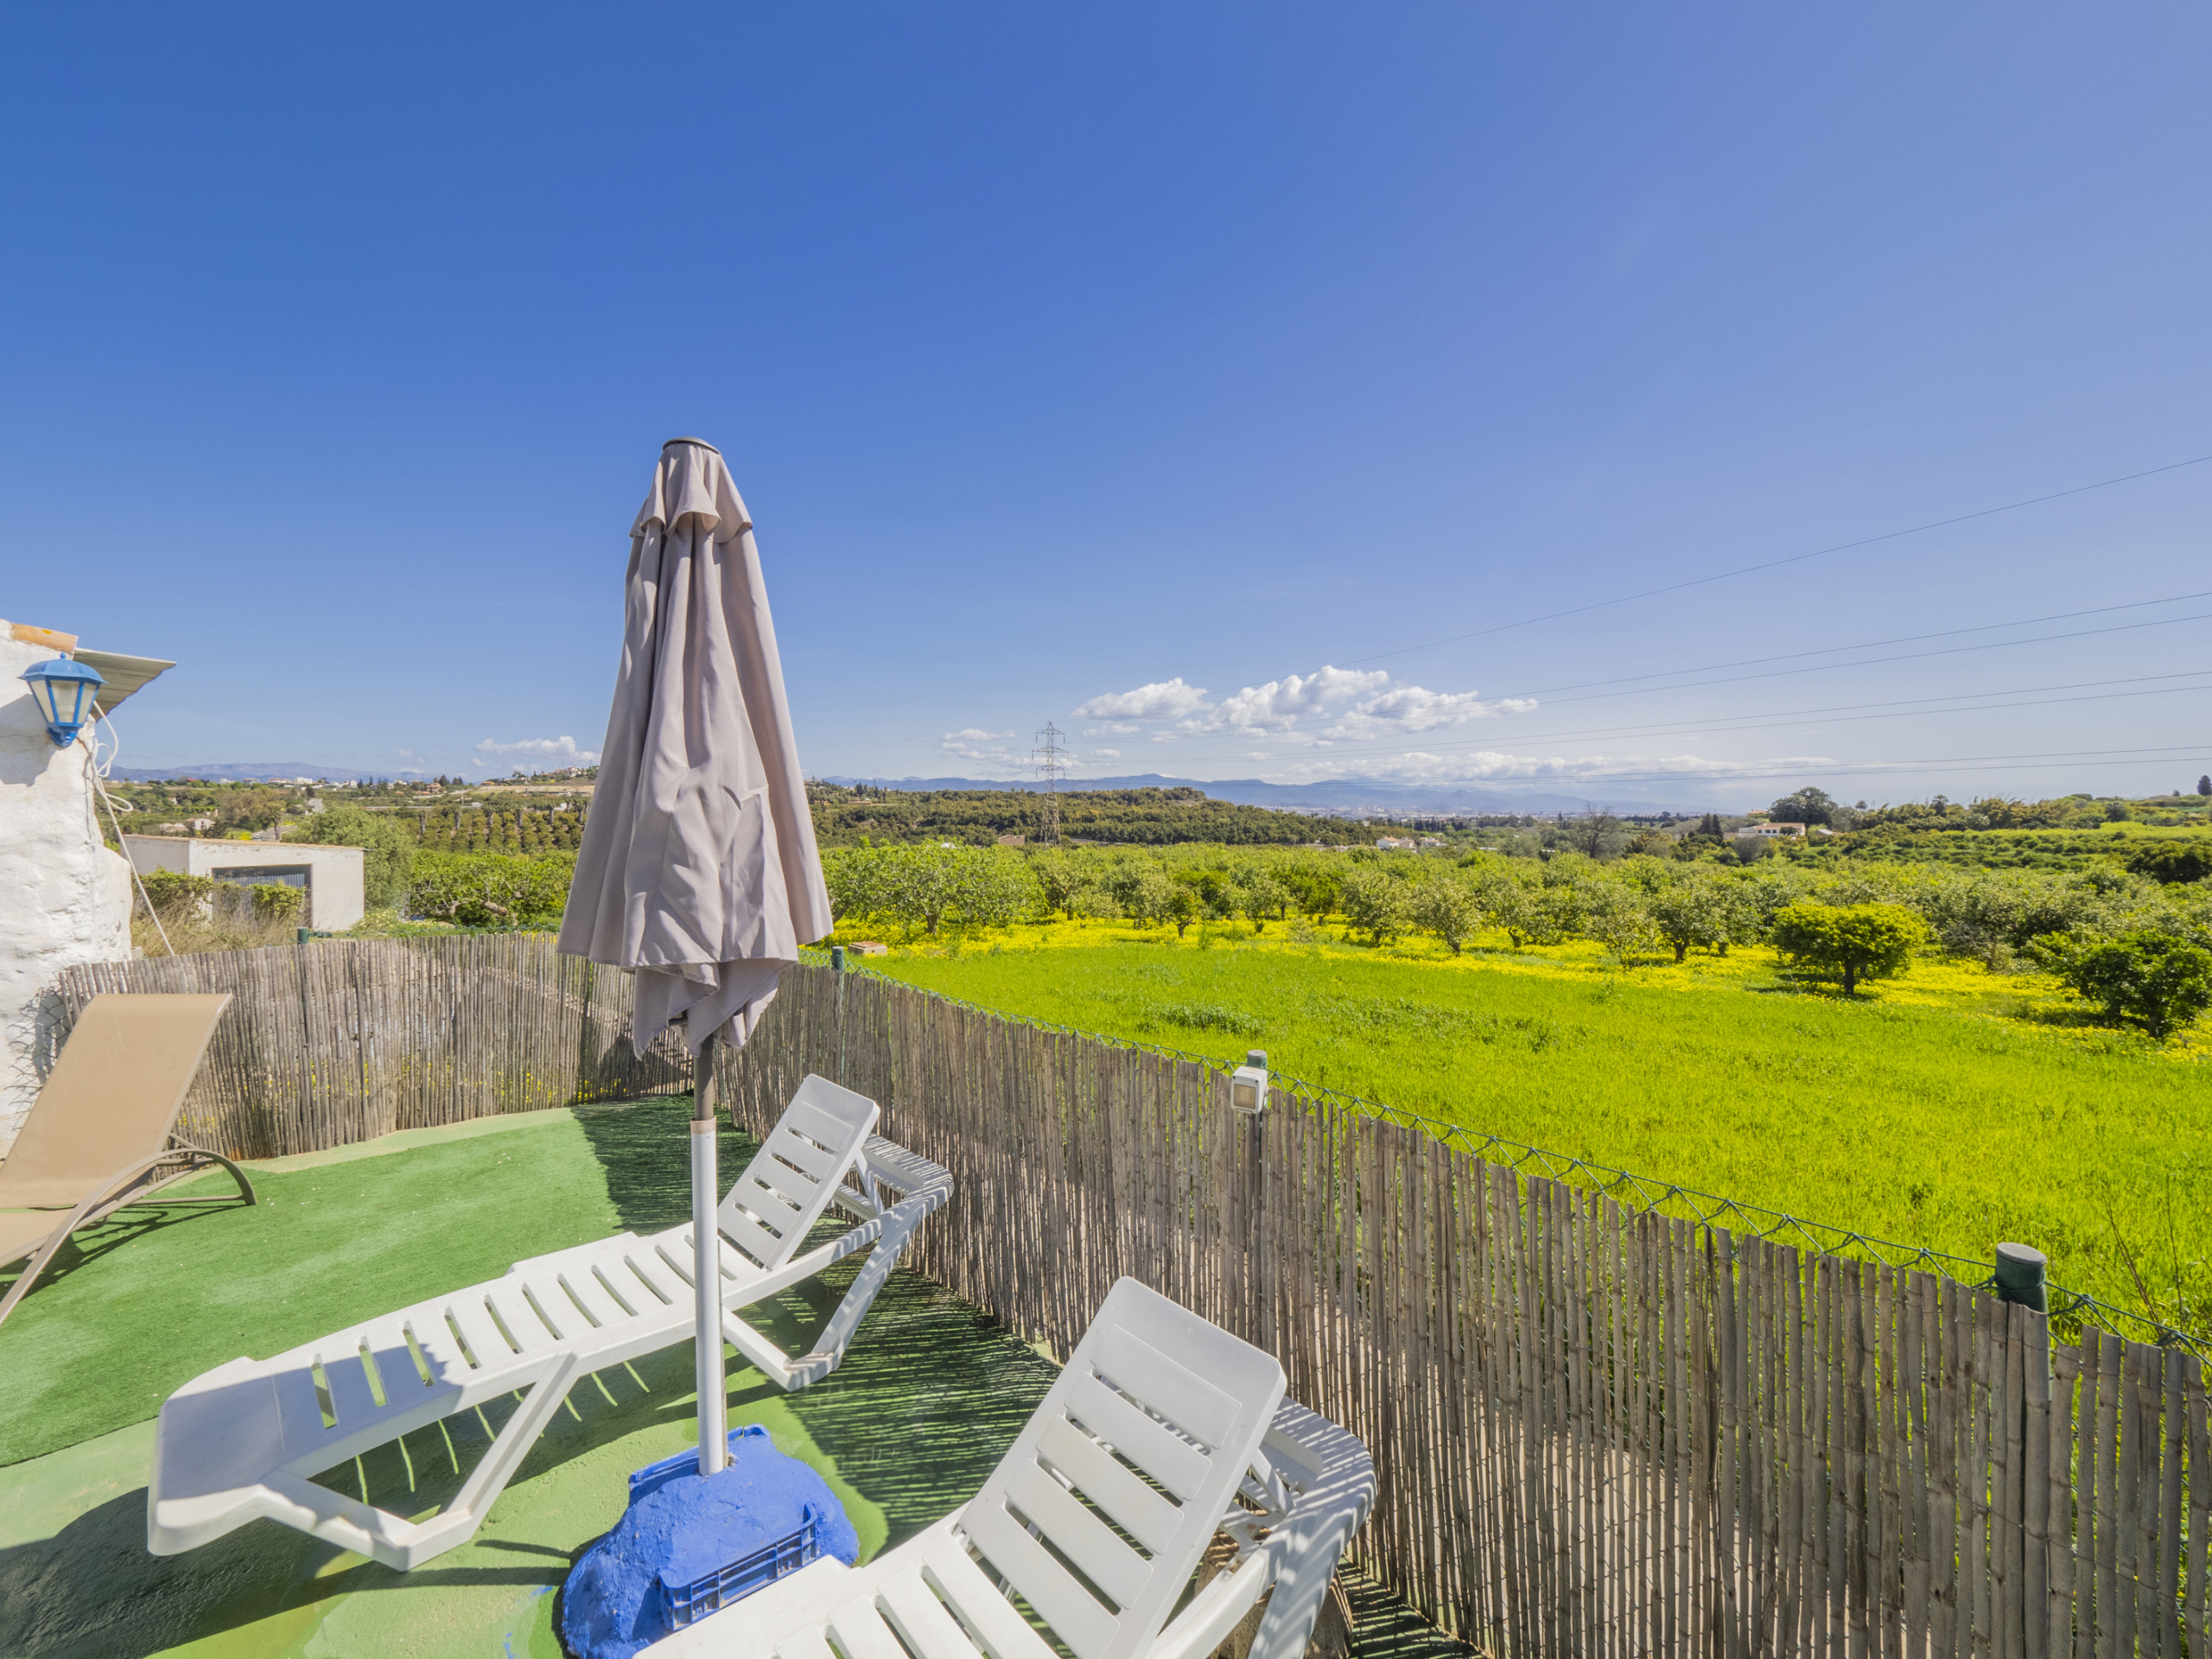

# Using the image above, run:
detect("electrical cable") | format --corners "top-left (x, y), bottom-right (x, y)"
top-left (86, 710), bottom-right (175, 957)
top-left (1283, 673), bottom-right (2212, 761)
top-left (1340, 449), bottom-right (2212, 666)
top-left (1404, 743), bottom-right (2211, 791)
top-left (1512, 609), bottom-right (2212, 709)
top-left (1478, 588), bottom-right (2212, 702)
top-left (1110, 670), bottom-right (2212, 770)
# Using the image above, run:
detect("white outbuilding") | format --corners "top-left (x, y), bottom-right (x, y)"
top-left (124, 836), bottom-right (365, 931)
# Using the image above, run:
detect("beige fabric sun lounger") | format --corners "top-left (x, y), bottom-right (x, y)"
top-left (0, 993), bottom-right (254, 1331)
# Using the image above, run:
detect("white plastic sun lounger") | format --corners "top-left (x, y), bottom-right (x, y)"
top-left (149, 1074), bottom-right (950, 1571)
top-left (647, 1277), bottom-right (1376, 1659)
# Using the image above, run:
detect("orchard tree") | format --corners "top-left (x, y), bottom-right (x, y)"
top-left (1339, 868), bottom-right (1411, 944)
top-left (1769, 902), bottom-right (1927, 994)
top-left (2046, 931), bottom-right (2212, 1041)
top-left (1409, 875), bottom-right (1482, 954)
top-left (1166, 887), bottom-right (1199, 938)
top-left (1476, 869), bottom-right (1574, 949)
top-left (1649, 872), bottom-right (1722, 963)
top-left (1580, 885), bottom-right (1657, 963)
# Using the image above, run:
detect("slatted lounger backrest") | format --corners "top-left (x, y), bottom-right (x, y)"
top-left (715, 1074), bottom-right (880, 1272)
top-left (957, 1278), bottom-right (1286, 1659)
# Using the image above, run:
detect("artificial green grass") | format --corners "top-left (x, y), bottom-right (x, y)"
top-left (0, 1094), bottom-right (1475, 1659)
top-left (0, 1096), bottom-right (718, 1467)
top-left (0, 1269), bottom-right (1060, 1659)
top-left (874, 937), bottom-right (2212, 1331)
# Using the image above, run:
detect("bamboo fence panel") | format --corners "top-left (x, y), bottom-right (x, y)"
top-left (49, 934), bottom-right (691, 1158)
top-left (722, 962), bottom-right (2210, 1659)
top-left (35, 941), bottom-right (2208, 1655)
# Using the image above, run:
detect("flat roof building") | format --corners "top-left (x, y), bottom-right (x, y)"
top-left (124, 836), bottom-right (365, 931)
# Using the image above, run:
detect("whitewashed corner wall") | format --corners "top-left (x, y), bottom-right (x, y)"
top-left (0, 623), bottom-right (132, 1154)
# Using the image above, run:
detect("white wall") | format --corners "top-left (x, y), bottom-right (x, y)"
top-left (0, 622), bottom-right (134, 1154)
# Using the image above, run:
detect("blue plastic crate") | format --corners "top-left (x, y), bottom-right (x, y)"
top-left (661, 1512), bottom-right (822, 1628)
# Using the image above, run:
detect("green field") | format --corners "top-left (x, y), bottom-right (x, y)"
top-left (856, 922), bottom-right (2209, 1336)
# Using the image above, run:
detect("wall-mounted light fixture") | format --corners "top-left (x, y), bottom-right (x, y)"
top-left (20, 658), bottom-right (105, 747)
top-left (1230, 1048), bottom-right (1268, 1115)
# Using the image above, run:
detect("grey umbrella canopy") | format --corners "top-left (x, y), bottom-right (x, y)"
top-left (559, 438), bottom-right (832, 1055)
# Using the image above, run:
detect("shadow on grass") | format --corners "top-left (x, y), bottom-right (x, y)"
top-left (574, 1093), bottom-right (762, 1234)
top-left (1339, 1564), bottom-right (1479, 1659)
top-left (0, 1197), bottom-right (245, 1306)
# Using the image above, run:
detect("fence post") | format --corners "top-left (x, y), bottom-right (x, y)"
top-left (1231, 1051), bottom-right (1270, 1351)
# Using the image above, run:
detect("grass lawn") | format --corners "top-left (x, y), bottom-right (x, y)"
top-left (849, 918), bottom-right (2211, 1333)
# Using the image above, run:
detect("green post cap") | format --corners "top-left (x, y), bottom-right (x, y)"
top-left (1993, 1242), bottom-right (2048, 1313)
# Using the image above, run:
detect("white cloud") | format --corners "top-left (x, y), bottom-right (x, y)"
top-left (1091, 748), bottom-right (1122, 760)
top-left (1262, 750), bottom-right (1834, 785)
top-left (1074, 678), bottom-right (1211, 720)
top-left (476, 735), bottom-right (600, 765)
top-left (940, 728), bottom-right (1020, 764)
top-left (1076, 664), bottom-right (1536, 744)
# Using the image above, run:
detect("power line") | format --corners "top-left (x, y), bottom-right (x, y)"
top-left (1389, 743), bottom-right (2211, 791)
top-left (1484, 588), bottom-right (2212, 703)
top-left (1342, 449), bottom-right (2212, 666)
top-left (1510, 609), bottom-right (2212, 710)
top-left (1128, 671), bottom-right (2212, 771)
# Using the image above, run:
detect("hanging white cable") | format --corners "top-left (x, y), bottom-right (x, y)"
top-left (86, 709), bottom-right (175, 957)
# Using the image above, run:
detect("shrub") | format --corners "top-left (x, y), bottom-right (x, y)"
top-left (138, 868), bottom-right (217, 920)
top-left (2126, 842), bottom-right (2212, 886)
top-left (409, 851), bottom-right (575, 928)
top-left (2045, 931), bottom-right (2212, 1041)
top-left (246, 881), bottom-right (302, 923)
top-left (1769, 902), bottom-right (1928, 995)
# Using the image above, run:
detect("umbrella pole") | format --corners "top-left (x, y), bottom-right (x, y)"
top-left (691, 1034), bottom-right (728, 1476)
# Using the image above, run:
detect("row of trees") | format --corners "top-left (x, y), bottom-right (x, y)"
top-left (819, 841), bottom-right (2212, 1037)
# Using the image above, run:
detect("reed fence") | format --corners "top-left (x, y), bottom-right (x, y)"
top-left (723, 963), bottom-right (2208, 1658)
top-left (49, 934), bottom-right (690, 1156)
top-left (40, 938), bottom-right (2209, 1656)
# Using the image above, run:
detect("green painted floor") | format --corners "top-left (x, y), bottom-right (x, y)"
top-left (0, 1100), bottom-right (1468, 1659)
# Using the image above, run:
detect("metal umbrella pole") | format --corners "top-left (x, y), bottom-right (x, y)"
top-left (691, 1034), bottom-right (728, 1475)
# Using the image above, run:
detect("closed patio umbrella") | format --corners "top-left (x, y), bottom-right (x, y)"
top-left (559, 436), bottom-right (832, 1473)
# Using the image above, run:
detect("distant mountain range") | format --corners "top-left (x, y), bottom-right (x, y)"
top-left (823, 772), bottom-right (1705, 817)
top-left (114, 762), bottom-right (1708, 817)
top-left (115, 763), bottom-right (393, 783)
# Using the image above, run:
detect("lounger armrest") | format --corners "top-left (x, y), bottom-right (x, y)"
top-left (828, 1134), bottom-right (952, 1224)
top-left (1150, 1549), bottom-right (1275, 1659)
top-left (1243, 1400), bottom-right (1376, 1659)
top-left (710, 1134), bottom-right (950, 1315)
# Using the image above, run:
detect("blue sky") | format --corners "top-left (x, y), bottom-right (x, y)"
top-left (3, 3), bottom-right (2208, 807)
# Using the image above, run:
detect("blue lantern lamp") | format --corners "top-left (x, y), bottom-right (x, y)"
top-left (20, 658), bottom-right (105, 747)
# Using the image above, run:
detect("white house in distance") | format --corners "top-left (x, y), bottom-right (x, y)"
top-left (0, 617), bottom-right (171, 1153)
top-left (124, 836), bottom-right (365, 931)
